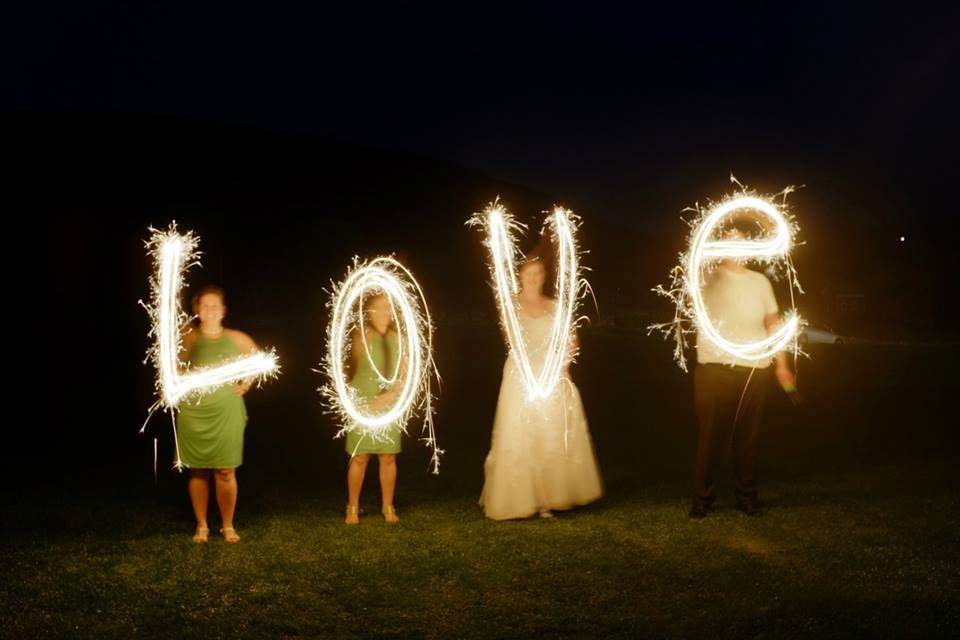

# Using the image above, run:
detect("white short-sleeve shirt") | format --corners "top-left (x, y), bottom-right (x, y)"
top-left (695, 266), bottom-right (779, 369)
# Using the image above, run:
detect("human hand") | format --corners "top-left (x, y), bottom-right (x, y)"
top-left (775, 364), bottom-right (796, 392)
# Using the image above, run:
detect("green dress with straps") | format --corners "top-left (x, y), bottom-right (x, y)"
top-left (345, 330), bottom-right (403, 455)
top-left (176, 333), bottom-right (249, 468)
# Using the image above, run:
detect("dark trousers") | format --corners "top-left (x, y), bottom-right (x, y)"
top-left (693, 363), bottom-right (769, 503)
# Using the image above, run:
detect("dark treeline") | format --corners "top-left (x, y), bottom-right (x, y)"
top-left (19, 110), bottom-right (955, 486)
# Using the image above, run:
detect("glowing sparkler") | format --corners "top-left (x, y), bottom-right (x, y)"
top-left (141, 223), bottom-right (279, 468)
top-left (467, 200), bottom-right (588, 401)
top-left (650, 177), bottom-right (804, 370)
top-left (320, 256), bottom-right (442, 474)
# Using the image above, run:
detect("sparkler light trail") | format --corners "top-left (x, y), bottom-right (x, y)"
top-left (467, 200), bottom-right (589, 401)
top-left (320, 256), bottom-right (442, 474)
top-left (141, 223), bottom-right (279, 469)
top-left (650, 178), bottom-right (804, 371)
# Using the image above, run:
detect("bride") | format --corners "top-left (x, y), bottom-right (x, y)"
top-left (479, 254), bottom-right (604, 520)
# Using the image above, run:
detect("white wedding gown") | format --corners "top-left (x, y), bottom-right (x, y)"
top-left (479, 311), bottom-right (604, 520)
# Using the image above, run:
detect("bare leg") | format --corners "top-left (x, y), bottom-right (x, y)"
top-left (346, 455), bottom-right (369, 524)
top-left (188, 469), bottom-right (210, 541)
top-left (379, 454), bottom-right (399, 522)
top-left (214, 468), bottom-right (239, 541)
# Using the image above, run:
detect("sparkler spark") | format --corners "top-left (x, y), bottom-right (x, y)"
top-left (467, 200), bottom-right (588, 401)
top-left (650, 179), bottom-right (804, 370)
top-left (320, 257), bottom-right (442, 474)
top-left (141, 223), bottom-right (279, 469)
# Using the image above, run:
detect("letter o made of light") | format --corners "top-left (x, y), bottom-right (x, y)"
top-left (328, 258), bottom-right (425, 433)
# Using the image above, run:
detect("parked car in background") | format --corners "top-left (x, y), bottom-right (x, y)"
top-left (800, 323), bottom-right (845, 345)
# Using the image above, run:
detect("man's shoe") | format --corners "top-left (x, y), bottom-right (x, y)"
top-left (735, 495), bottom-right (763, 517)
top-left (689, 499), bottom-right (712, 519)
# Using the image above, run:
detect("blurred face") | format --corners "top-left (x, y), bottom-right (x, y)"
top-left (196, 293), bottom-right (226, 329)
top-left (519, 260), bottom-right (546, 295)
top-left (365, 294), bottom-right (393, 334)
top-left (720, 227), bottom-right (747, 268)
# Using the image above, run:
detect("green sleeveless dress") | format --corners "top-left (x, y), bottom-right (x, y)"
top-left (176, 333), bottom-right (249, 468)
top-left (345, 330), bottom-right (403, 455)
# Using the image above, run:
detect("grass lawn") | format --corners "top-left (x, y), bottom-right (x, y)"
top-left (2, 336), bottom-right (958, 638)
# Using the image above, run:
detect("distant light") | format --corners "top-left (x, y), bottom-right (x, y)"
top-left (900, 236), bottom-right (905, 242)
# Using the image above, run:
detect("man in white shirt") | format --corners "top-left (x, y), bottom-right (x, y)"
top-left (690, 230), bottom-right (796, 519)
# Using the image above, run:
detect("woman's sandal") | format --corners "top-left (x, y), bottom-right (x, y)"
top-left (192, 526), bottom-right (209, 543)
top-left (382, 505), bottom-right (399, 523)
top-left (345, 505), bottom-right (360, 525)
top-left (220, 527), bottom-right (241, 543)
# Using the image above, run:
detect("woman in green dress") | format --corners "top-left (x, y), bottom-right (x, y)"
top-left (177, 285), bottom-right (261, 543)
top-left (344, 293), bottom-right (405, 525)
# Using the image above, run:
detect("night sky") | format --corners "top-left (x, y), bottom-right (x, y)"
top-left (8, 3), bottom-right (954, 223)
top-left (5, 8), bottom-right (960, 636)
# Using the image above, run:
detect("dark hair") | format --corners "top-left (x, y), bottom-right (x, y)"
top-left (190, 285), bottom-right (226, 314)
top-left (720, 213), bottom-right (766, 238)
